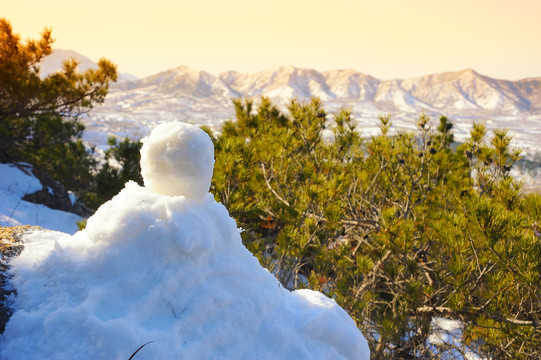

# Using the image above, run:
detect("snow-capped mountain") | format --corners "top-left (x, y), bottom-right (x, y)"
top-left (219, 65), bottom-right (335, 100)
top-left (392, 69), bottom-right (536, 113)
top-left (105, 65), bottom-right (541, 115)
top-left (117, 65), bottom-right (237, 98)
top-left (321, 69), bottom-right (379, 100)
top-left (39, 49), bottom-right (541, 116)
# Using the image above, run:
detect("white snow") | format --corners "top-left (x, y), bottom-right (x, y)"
top-left (1, 123), bottom-right (370, 360)
top-left (0, 163), bottom-right (81, 234)
top-left (429, 317), bottom-right (462, 346)
top-left (429, 318), bottom-right (488, 360)
top-left (0, 163), bottom-right (42, 197)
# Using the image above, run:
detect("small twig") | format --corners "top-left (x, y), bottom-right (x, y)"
top-left (128, 341), bottom-right (156, 360)
top-left (259, 162), bottom-right (290, 207)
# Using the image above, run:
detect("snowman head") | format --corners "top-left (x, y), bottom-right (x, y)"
top-left (140, 121), bottom-right (215, 200)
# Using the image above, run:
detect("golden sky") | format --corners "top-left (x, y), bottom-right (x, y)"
top-left (4, 0), bottom-right (541, 79)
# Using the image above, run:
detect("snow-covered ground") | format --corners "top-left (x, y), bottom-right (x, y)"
top-left (428, 318), bottom-right (487, 360)
top-left (0, 163), bottom-right (81, 234)
top-left (87, 92), bottom-right (541, 150)
top-left (0, 122), bottom-right (370, 359)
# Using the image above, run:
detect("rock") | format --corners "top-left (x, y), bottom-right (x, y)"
top-left (18, 165), bottom-right (93, 217)
top-left (0, 226), bottom-right (41, 334)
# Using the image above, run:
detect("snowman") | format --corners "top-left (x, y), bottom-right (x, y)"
top-left (1, 122), bottom-right (369, 360)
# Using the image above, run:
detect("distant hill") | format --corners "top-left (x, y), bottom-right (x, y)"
top-left (40, 49), bottom-right (138, 83)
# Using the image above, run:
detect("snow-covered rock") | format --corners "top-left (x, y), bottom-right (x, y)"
top-left (0, 123), bottom-right (370, 359)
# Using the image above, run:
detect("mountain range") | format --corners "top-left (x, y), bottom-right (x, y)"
top-left (41, 50), bottom-right (541, 115)
top-left (114, 64), bottom-right (541, 115)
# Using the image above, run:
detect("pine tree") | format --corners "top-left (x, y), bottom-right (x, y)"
top-left (211, 97), bottom-right (541, 359)
top-left (0, 18), bottom-right (117, 195)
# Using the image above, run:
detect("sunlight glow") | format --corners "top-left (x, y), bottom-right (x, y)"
top-left (4, 0), bottom-right (540, 79)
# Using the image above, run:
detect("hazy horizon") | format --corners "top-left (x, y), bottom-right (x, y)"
top-left (4, 0), bottom-right (541, 80)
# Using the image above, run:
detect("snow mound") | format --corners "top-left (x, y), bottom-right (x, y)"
top-left (1, 123), bottom-right (369, 359)
top-left (140, 121), bottom-right (214, 200)
top-left (0, 163), bottom-right (81, 234)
